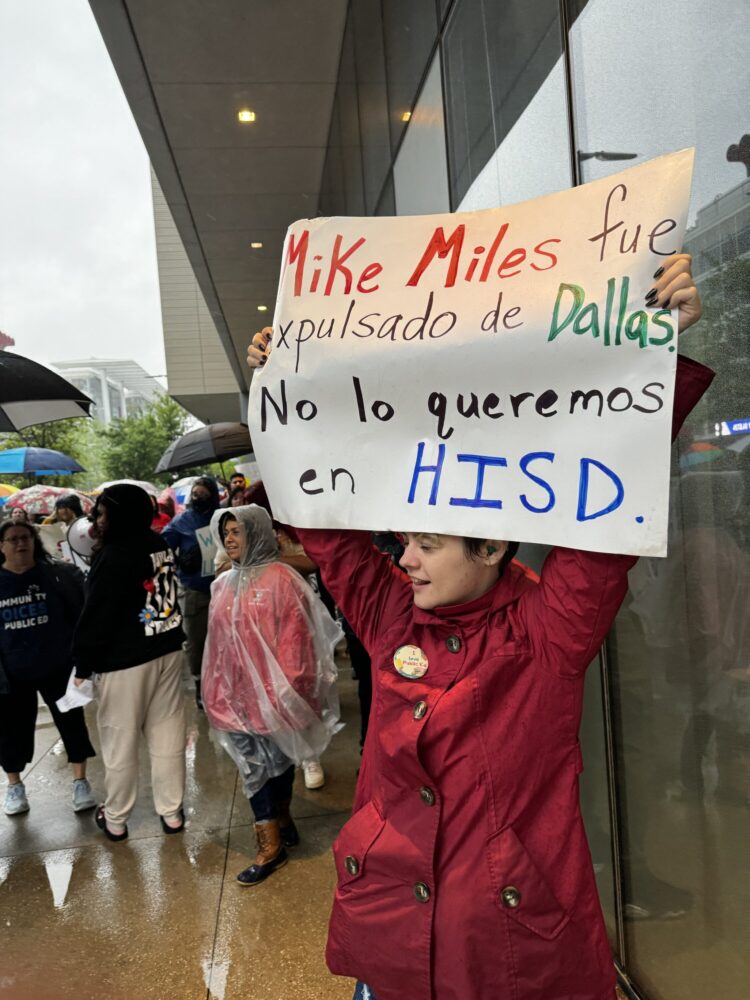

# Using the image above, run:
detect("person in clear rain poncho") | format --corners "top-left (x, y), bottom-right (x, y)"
top-left (202, 504), bottom-right (342, 886)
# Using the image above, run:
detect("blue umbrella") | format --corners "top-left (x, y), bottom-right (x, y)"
top-left (0, 447), bottom-right (85, 476)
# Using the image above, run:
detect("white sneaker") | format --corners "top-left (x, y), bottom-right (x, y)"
top-left (72, 778), bottom-right (97, 812)
top-left (4, 782), bottom-right (29, 816)
top-left (302, 760), bottom-right (325, 790)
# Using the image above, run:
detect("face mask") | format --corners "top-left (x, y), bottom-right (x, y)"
top-left (192, 497), bottom-right (212, 513)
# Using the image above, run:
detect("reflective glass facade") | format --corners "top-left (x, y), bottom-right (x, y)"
top-left (318, 2), bottom-right (750, 997)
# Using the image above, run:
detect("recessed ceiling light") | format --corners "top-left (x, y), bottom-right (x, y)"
top-left (237, 109), bottom-right (256, 123)
top-left (401, 111), bottom-right (411, 123)
top-left (257, 304), bottom-right (268, 312)
top-left (250, 241), bottom-right (263, 249)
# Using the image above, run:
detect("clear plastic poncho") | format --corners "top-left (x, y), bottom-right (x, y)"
top-left (201, 504), bottom-right (343, 797)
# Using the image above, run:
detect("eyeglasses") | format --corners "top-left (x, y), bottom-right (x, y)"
top-left (1, 536), bottom-right (31, 546)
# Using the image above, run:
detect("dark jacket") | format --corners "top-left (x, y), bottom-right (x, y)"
top-left (0, 559), bottom-right (85, 692)
top-left (161, 508), bottom-right (217, 593)
top-left (73, 485), bottom-right (184, 678)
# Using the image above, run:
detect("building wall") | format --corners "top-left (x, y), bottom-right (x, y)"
top-left (151, 170), bottom-right (242, 421)
top-left (318, 2), bottom-right (750, 998)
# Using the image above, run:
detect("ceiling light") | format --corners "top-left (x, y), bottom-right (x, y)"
top-left (257, 305), bottom-right (268, 312)
top-left (250, 241), bottom-right (263, 249)
top-left (237, 109), bottom-right (256, 123)
top-left (401, 111), bottom-right (411, 123)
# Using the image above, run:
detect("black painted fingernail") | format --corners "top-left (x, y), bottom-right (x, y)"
top-left (653, 267), bottom-right (664, 279)
top-left (260, 358), bottom-right (266, 366)
top-left (645, 290), bottom-right (657, 305)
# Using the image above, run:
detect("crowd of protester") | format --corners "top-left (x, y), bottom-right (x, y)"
top-left (0, 470), bottom-right (367, 886)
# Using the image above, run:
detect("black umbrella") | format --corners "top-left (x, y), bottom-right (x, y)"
top-left (0, 351), bottom-right (94, 431)
top-left (155, 422), bottom-right (253, 474)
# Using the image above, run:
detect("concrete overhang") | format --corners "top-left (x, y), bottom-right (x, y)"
top-left (89, 0), bottom-right (348, 395)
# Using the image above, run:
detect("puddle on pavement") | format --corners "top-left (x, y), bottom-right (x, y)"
top-left (43, 850), bottom-right (77, 909)
top-left (201, 956), bottom-right (230, 1000)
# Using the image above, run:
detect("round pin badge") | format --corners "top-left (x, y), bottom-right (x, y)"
top-left (393, 644), bottom-right (429, 679)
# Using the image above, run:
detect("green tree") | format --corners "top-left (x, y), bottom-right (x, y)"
top-left (101, 394), bottom-right (191, 485)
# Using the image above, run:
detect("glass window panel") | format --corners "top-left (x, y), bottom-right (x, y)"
top-left (339, 12), bottom-right (365, 216)
top-left (442, 0), bottom-right (495, 207)
top-left (352, 0), bottom-right (392, 213)
top-left (444, 0), bottom-right (571, 211)
top-left (375, 174), bottom-right (396, 216)
top-left (393, 54), bottom-right (450, 215)
top-left (382, 0), bottom-right (438, 148)
top-left (569, 1), bottom-right (750, 997)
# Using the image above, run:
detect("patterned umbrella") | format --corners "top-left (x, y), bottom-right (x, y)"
top-left (4, 485), bottom-right (93, 517)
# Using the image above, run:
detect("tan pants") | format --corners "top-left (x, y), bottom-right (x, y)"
top-left (96, 651), bottom-right (186, 826)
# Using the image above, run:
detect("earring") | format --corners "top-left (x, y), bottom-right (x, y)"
top-left (486, 546), bottom-right (497, 556)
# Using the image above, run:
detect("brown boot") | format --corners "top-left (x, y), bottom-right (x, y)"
top-left (277, 799), bottom-right (300, 848)
top-left (237, 820), bottom-right (288, 887)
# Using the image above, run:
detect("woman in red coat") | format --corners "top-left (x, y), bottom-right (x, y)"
top-left (247, 256), bottom-right (711, 998)
top-left (201, 503), bottom-right (342, 886)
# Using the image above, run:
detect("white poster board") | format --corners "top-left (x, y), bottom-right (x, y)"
top-left (249, 150), bottom-right (695, 557)
top-left (195, 526), bottom-right (217, 577)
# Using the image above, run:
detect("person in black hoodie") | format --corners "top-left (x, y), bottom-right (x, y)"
top-left (73, 484), bottom-right (187, 841)
top-left (0, 519), bottom-right (97, 816)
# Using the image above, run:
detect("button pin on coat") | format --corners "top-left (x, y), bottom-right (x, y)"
top-left (412, 700), bottom-right (428, 720)
top-left (501, 886), bottom-right (521, 908)
top-left (345, 855), bottom-right (360, 876)
top-left (393, 644), bottom-right (429, 679)
top-left (414, 882), bottom-right (431, 903)
top-left (419, 786), bottom-right (435, 806)
top-left (446, 635), bottom-right (461, 653)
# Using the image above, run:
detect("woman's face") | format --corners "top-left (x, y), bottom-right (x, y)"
top-left (222, 518), bottom-right (246, 562)
top-left (56, 506), bottom-right (77, 525)
top-left (0, 525), bottom-right (35, 567)
top-left (398, 533), bottom-right (505, 610)
top-left (10, 508), bottom-right (27, 523)
top-left (94, 504), bottom-right (109, 537)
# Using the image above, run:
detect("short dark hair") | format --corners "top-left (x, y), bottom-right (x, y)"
top-left (463, 537), bottom-right (519, 577)
top-left (230, 472), bottom-right (245, 481)
top-left (0, 521), bottom-right (48, 566)
top-left (55, 495), bottom-right (85, 518)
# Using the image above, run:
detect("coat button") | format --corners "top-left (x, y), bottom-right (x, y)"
top-left (345, 855), bottom-right (359, 876)
top-left (419, 786), bottom-right (435, 806)
top-left (501, 886), bottom-right (522, 908)
top-left (412, 700), bottom-right (428, 720)
top-left (446, 635), bottom-right (461, 653)
top-left (414, 882), bottom-right (431, 903)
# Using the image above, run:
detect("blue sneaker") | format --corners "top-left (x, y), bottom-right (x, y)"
top-left (4, 782), bottom-right (29, 816)
top-left (72, 778), bottom-right (97, 813)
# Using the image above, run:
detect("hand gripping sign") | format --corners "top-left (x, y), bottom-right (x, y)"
top-left (249, 150), bottom-right (695, 557)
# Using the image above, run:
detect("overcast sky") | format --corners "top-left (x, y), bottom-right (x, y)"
top-left (0, 0), bottom-right (165, 377)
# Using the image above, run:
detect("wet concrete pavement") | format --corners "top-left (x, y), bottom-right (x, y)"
top-left (0, 669), bottom-right (361, 1000)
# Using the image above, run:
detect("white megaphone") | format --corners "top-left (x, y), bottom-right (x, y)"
top-left (67, 516), bottom-right (98, 565)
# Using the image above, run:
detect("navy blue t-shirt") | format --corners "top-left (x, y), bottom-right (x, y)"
top-left (0, 565), bottom-right (73, 683)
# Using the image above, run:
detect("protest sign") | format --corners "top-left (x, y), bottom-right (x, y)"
top-left (248, 149), bottom-right (695, 557)
top-left (196, 527), bottom-right (217, 577)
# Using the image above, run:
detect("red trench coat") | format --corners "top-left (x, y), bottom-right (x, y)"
top-left (297, 356), bottom-right (712, 1000)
